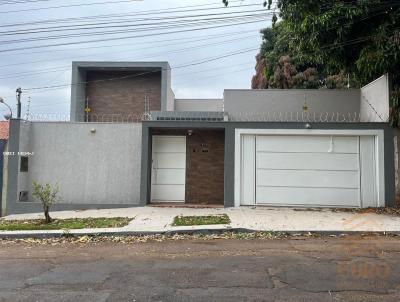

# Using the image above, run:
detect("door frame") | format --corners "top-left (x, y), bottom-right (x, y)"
top-left (234, 129), bottom-right (385, 208)
top-left (151, 135), bottom-right (187, 202)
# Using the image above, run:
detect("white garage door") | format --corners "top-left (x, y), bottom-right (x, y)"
top-left (239, 134), bottom-right (378, 208)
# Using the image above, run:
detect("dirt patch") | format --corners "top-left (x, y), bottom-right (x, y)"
top-left (332, 207), bottom-right (400, 216)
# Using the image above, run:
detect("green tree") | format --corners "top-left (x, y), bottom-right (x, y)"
top-left (252, 0), bottom-right (400, 90)
top-left (32, 182), bottom-right (60, 223)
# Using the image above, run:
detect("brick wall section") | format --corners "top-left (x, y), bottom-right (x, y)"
top-left (85, 70), bottom-right (161, 121)
top-left (185, 130), bottom-right (225, 205)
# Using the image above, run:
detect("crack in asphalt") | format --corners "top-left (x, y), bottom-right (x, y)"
top-left (0, 238), bottom-right (399, 301)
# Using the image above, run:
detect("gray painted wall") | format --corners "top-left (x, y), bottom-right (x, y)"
top-left (70, 65), bottom-right (86, 122)
top-left (0, 140), bottom-right (7, 216)
top-left (8, 121), bottom-right (142, 214)
top-left (5, 119), bottom-right (20, 215)
top-left (1, 141), bottom-right (8, 216)
top-left (174, 99), bottom-right (224, 112)
top-left (360, 74), bottom-right (390, 122)
top-left (167, 87), bottom-right (175, 111)
top-left (224, 89), bottom-right (360, 115)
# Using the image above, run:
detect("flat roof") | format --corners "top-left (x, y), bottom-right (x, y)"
top-left (72, 61), bottom-right (170, 71)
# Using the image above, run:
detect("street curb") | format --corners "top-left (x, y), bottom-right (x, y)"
top-left (1, 228), bottom-right (400, 239)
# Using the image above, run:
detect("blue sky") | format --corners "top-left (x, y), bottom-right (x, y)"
top-left (0, 0), bottom-right (272, 118)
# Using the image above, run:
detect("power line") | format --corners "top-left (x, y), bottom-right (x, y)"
top-left (0, 34), bottom-right (259, 79)
top-left (0, 0), bottom-right (53, 5)
top-left (0, 18), bottom-right (267, 53)
top-left (0, 0), bottom-right (144, 13)
top-left (3, 28), bottom-right (259, 57)
top-left (0, 30), bottom-right (259, 68)
top-left (3, 1), bottom-right (395, 52)
top-left (0, 12), bottom-right (269, 44)
top-left (3, 27), bottom-right (395, 80)
top-left (0, 2), bottom-right (260, 28)
top-left (19, 27), bottom-right (400, 94)
top-left (19, 61), bottom-right (256, 109)
top-left (0, 8), bottom-right (269, 36)
top-left (0, 66), bottom-right (70, 79)
top-left (22, 46), bottom-right (260, 92)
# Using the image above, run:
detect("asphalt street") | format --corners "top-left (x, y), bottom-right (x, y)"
top-left (0, 235), bottom-right (399, 301)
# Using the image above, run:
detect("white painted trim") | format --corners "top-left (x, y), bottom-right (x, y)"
top-left (235, 129), bottom-right (384, 136)
top-left (234, 128), bottom-right (385, 208)
top-left (234, 130), bottom-right (241, 207)
top-left (357, 136), bottom-right (361, 207)
top-left (376, 133), bottom-right (385, 206)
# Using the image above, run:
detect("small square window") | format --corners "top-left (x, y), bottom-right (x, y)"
top-left (20, 156), bottom-right (28, 172)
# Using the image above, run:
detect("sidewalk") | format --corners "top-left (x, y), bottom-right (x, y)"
top-left (2, 206), bottom-right (400, 237)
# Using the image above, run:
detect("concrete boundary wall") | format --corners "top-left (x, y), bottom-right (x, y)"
top-left (360, 74), bottom-right (390, 122)
top-left (6, 120), bottom-right (142, 215)
top-left (174, 99), bottom-right (224, 112)
top-left (223, 89), bottom-right (361, 114)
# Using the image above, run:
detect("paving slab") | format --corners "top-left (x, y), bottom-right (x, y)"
top-left (2, 206), bottom-right (400, 237)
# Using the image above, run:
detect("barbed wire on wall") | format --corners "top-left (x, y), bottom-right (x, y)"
top-left (228, 111), bottom-right (390, 123)
top-left (24, 111), bottom-right (390, 123)
top-left (25, 113), bottom-right (146, 123)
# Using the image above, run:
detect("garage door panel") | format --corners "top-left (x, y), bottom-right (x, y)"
top-left (256, 135), bottom-right (358, 153)
top-left (257, 152), bottom-right (358, 171)
top-left (333, 136), bottom-right (359, 153)
top-left (256, 187), bottom-right (360, 207)
top-left (257, 170), bottom-right (359, 189)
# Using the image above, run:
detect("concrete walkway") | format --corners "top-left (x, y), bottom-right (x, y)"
top-left (2, 206), bottom-right (400, 236)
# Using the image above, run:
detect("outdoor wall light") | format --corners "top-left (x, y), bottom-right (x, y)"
top-left (90, 128), bottom-right (96, 134)
top-left (0, 97), bottom-right (13, 119)
top-left (305, 123), bottom-right (312, 129)
top-left (187, 129), bottom-right (193, 136)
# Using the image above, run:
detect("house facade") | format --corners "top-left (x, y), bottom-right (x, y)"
top-left (2, 61), bottom-right (395, 215)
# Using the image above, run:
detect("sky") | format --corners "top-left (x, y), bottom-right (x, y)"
top-left (0, 0), bottom-right (272, 119)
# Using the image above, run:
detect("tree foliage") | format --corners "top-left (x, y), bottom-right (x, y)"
top-left (252, 0), bottom-right (400, 90)
top-left (32, 182), bottom-right (60, 224)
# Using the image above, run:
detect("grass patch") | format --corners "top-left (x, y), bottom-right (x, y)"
top-left (0, 217), bottom-right (131, 231)
top-left (172, 214), bottom-right (230, 226)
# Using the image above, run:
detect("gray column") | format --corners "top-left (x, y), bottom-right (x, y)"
top-left (5, 119), bottom-right (21, 215)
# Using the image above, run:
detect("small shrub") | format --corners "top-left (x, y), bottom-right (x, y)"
top-left (32, 182), bottom-right (60, 224)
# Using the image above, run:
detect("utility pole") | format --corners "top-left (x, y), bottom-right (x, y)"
top-left (25, 96), bottom-right (31, 120)
top-left (16, 87), bottom-right (22, 118)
